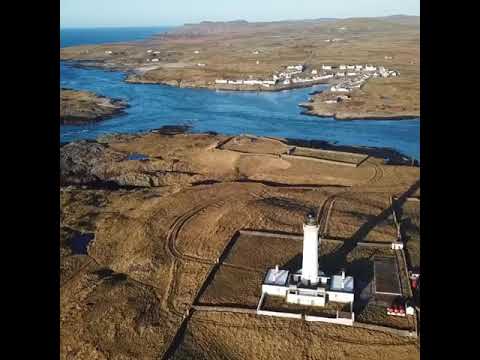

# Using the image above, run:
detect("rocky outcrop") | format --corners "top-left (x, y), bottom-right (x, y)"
top-left (60, 140), bottom-right (126, 185)
top-left (60, 88), bottom-right (128, 124)
top-left (60, 140), bottom-right (204, 188)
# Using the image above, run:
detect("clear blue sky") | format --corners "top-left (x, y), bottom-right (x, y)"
top-left (60, 0), bottom-right (420, 28)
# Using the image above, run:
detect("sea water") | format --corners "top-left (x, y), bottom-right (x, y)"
top-left (60, 27), bottom-right (420, 160)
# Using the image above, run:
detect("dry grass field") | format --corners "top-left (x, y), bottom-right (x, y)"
top-left (326, 193), bottom-right (398, 242)
top-left (220, 135), bottom-right (289, 155)
top-left (172, 311), bottom-right (419, 360)
top-left (60, 132), bottom-right (420, 359)
top-left (291, 147), bottom-right (368, 164)
top-left (396, 200), bottom-right (420, 271)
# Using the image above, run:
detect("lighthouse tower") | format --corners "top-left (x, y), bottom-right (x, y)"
top-left (301, 212), bottom-right (320, 285)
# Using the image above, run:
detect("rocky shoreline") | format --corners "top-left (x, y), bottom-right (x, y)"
top-left (60, 88), bottom-right (129, 125)
top-left (63, 60), bottom-right (419, 121)
top-left (61, 126), bottom-right (418, 166)
top-left (298, 102), bottom-right (419, 121)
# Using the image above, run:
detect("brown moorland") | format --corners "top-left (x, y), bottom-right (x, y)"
top-left (60, 132), bottom-right (419, 359)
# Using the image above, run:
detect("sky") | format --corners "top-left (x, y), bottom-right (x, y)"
top-left (60, 0), bottom-right (420, 28)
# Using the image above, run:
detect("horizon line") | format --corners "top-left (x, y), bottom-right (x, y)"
top-left (60, 13), bottom-right (419, 30)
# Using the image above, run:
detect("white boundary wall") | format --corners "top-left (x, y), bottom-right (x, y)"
top-left (281, 154), bottom-right (359, 167)
top-left (257, 310), bottom-right (302, 319)
top-left (256, 292), bottom-right (303, 319)
top-left (305, 315), bottom-right (354, 326)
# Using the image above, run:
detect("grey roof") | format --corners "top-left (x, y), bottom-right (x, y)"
top-left (264, 268), bottom-right (289, 286)
top-left (330, 275), bottom-right (354, 292)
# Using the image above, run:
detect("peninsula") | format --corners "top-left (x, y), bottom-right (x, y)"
top-left (60, 88), bottom-right (128, 124)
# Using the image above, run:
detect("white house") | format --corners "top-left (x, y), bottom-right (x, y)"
top-left (244, 80), bottom-right (260, 85)
top-left (355, 65), bottom-right (363, 70)
top-left (326, 273), bottom-right (355, 304)
top-left (262, 266), bottom-right (289, 297)
top-left (365, 65), bottom-right (377, 71)
top-left (339, 65), bottom-right (347, 70)
top-left (322, 65), bottom-right (332, 70)
top-left (146, 49), bottom-right (153, 53)
top-left (287, 286), bottom-right (326, 307)
top-left (151, 58), bottom-right (159, 62)
top-left (153, 51), bottom-right (161, 54)
top-left (215, 79), bottom-right (228, 84)
top-left (331, 85), bottom-right (350, 92)
top-left (256, 60), bottom-right (260, 65)
top-left (287, 64), bottom-right (304, 72)
top-left (346, 72), bottom-right (357, 76)
top-left (253, 50), bottom-right (259, 55)
top-left (346, 65), bottom-right (355, 70)
top-left (105, 50), bottom-right (113, 55)
top-left (311, 69), bottom-right (318, 75)
top-left (324, 100), bottom-right (338, 104)
top-left (317, 74), bottom-right (333, 80)
top-left (197, 63), bottom-right (206, 67)
top-left (283, 79), bottom-right (291, 85)
top-left (392, 242), bottom-right (404, 250)
top-left (336, 72), bottom-right (345, 77)
top-left (194, 50), bottom-right (200, 54)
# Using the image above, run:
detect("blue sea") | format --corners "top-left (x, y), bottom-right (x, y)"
top-left (60, 27), bottom-right (420, 160)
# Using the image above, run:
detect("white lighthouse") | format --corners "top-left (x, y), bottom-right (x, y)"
top-left (260, 211), bottom-right (355, 313)
top-left (301, 213), bottom-right (320, 285)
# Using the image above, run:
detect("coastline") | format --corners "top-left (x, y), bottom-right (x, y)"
top-left (62, 60), bottom-right (418, 120)
top-left (61, 125), bottom-right (419, 164)
top-left (60, 60), bottom-right (419, 160)
top-left (64, 60), bottom-right (332, 92)
top-left (60, 87), bottom-right (129, 125)
top-left (298, 103), bottom-right (420, 121)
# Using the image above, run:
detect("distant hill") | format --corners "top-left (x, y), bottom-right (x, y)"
top-left (378, 15), bottom-right (420, 26)
top-left (171, 16), bottom-right (418, 36)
